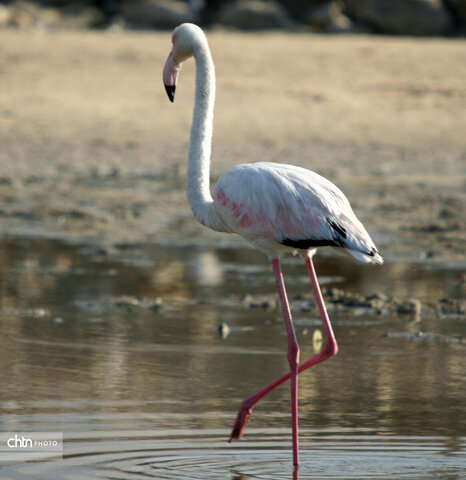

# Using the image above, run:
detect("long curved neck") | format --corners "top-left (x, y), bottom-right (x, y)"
top-left (186, 39), bottom-right (226, 232)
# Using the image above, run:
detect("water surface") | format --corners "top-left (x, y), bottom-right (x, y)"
top-left (0, 238), bottom-right (464, 479)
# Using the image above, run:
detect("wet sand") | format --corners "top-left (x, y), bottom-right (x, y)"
top-left (0, 29), bottom-right (465, 264)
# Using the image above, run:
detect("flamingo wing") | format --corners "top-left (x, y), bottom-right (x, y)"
top-left (213, 162), bottom-right (382, 264)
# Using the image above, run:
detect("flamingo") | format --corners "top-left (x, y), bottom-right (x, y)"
top-left (163, 23), bottom-right (383, 469)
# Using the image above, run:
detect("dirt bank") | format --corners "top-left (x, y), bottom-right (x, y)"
top-left (0, 29), bottom-right (464, 264)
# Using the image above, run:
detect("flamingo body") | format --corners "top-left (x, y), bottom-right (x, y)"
top-left (212, 161), bottom-right (382, 263)
top-left (163, 23), bottom-right (383, 469)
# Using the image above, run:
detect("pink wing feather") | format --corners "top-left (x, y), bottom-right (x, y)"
top-left (213, 162), bottom-right (382, 264)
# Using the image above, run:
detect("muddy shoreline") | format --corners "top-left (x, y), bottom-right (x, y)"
top-left (0, 162), bottom-right (464, 266)
top-left (0, 30), bottom-right (465, 271)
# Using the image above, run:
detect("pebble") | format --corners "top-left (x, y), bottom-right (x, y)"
top-left (437, 298), bottom-right (465, 315)
top-left (0, 308), bottom-right (49, 318)
top-left (69, 289), bottom-right (464, 324)
top-left (74, 296), bottom-right (163, 312)
top-left (397, 298), bottom-right (422, 316)
top-left (218, 323), bottom-right (231, 338)
top-left (240, 294), bottom-right (276, 310)
top-left (236, 290), bottom-right (464, 320)
top-left (384, 331), bottom-right (463, 345)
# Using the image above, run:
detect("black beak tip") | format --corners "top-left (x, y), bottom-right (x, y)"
top-left (165, 85), bottom-right (176, 103)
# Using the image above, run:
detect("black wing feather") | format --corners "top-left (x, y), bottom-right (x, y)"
top-left (280, 217), bottom-right (348, 250)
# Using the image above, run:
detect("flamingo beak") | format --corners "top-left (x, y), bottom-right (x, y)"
top-left (165, 84), bottom-right (176, 103)
top-left (163, 51), bottom-right (181, 103)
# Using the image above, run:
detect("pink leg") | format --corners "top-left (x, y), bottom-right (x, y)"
top-left (268, 258), bottom-right (300, 467)
top-left (229, 255), bottom-right (338, 459)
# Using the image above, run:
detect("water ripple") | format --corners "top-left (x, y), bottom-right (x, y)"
top-left (3, 430), bottom-right (464, 480)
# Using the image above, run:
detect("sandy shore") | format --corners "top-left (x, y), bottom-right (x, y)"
top-left (0, 29), bottom-right (464, 263)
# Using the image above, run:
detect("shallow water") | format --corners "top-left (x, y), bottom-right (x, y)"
top-left (0, 238), bottom-right (464, 479)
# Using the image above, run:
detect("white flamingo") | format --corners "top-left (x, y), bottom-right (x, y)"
top-left (163, 23), bottom-right (383, 469)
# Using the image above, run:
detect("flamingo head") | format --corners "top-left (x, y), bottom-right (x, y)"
top-left (163, 23), bottom-right (204, 102)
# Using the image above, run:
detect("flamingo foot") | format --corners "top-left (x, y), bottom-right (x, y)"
top-left (229, 400), bottom-right (253, 442)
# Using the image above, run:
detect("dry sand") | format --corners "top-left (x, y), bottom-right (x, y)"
top-left (0, 29), bottom-right (465, 262)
